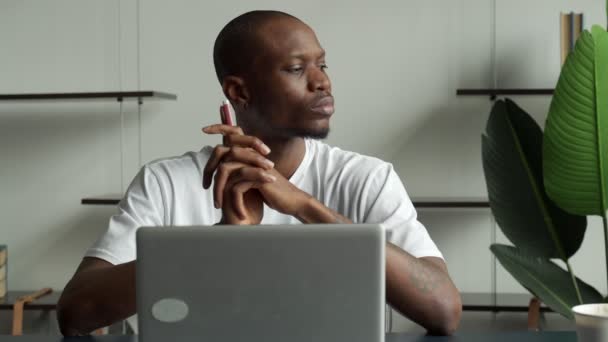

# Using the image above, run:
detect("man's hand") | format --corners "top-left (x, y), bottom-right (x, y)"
top-left (217, 165), bottom-right (313, 218)
top-left (202, 124), bottom-right (312, 220)
top-left (215, 161), bottom-right (273, 224)
top-left (202, 124), bottom-right (275, 224)
top-left (202, 124), bottom-right (274, 190)
top-left (245, 167), bottom-right (312, 217)
top-left (220, 181), bottom-right (265, 225)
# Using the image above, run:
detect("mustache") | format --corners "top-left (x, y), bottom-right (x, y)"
top-left (310, 93), bottom-right (334, 107)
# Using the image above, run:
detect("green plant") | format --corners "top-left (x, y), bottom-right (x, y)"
top-left (481, 8), bottom-right (608, 318)
top-left (482, 99), bottom-right (602, 319)
top-left (543, 25), bottom-right (608, 288)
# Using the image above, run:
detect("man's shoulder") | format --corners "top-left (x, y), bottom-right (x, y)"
top-left (144, 147), bottom-right (213, 177)
top-left (309, 139), bottom-right (391, 174)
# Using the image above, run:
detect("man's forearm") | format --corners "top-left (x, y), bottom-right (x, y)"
top-left (57, 261), bottom-right (136, 336)
top-left (386, 244), bottom-right (461, 335)
top-left (292, 197), bottom-right (461, 334)
top-left (295, 196), bottom-right (352, 224)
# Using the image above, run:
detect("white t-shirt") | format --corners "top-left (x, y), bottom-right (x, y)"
top-left (85, 138), bottom-right (442, 264)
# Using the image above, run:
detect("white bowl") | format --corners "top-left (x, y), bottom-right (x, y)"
top-left (573, 303), bottom-right (608, 342)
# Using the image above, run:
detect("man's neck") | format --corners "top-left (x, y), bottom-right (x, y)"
top-left (264, 137), bottom-right (306, 180)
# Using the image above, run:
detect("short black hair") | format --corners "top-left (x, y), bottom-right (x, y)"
top-left (213, 10), bottom-right (299, 83)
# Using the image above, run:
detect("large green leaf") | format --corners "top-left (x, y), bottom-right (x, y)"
top-left (544, 26), bottom-right (608, 216)
top-left (491, 244), bottom-right (603, 319)
top-left (482, 99), bottom-right (587, 259)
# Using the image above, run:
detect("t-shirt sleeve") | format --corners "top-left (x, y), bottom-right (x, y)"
top-left (84, 165), bottom-right (165, 265)
top-left (363, 164), bottom-right (443, 259)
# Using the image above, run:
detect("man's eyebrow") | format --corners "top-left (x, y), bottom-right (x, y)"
top-left (289, 49), bottom-right (326, 59)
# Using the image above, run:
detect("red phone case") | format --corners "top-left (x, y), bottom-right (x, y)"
top-left (220, 101), bottom-right (233, 126)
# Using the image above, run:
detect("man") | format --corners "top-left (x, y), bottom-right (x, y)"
top-left (57, 10), bottom-right (461, 336)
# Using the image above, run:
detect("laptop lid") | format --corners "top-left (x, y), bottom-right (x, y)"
top-left (136, 224), bottom-right (385, 342)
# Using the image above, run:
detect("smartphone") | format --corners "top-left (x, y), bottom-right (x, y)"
top-left (219, 99), bottom-right (234, 126)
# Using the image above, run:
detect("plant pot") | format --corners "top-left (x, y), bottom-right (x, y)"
top-left (573, 303), bottom-right (608, 341)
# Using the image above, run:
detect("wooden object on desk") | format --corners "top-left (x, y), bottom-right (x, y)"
top-left (12, 288), bottom-right (53, 336)
top-left (2, 290), bottom-right (117, 335)
top-left (0, 291), bottom-right (60, 310)
top-left (461, 292), bottom-right (551, 312)
top-left (461, 293), bottom-right (546, 331)
top-left (527, 297), bottom-right (542, 331)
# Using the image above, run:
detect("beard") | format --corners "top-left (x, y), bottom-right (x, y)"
top-left (240, 109), bottom-right (330, 140)
top-left (281, 126), bottom-right (329, 140)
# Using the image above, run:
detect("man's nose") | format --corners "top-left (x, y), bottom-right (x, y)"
top-left (308, 68), bottom-right (331, 92)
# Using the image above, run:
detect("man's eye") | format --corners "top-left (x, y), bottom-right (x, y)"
top-left (320, 63), bottom-right (328, 71)
top-left (287, 66), bottom-right (303, 74)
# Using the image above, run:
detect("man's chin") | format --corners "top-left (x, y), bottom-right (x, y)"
top-left (268, 125), bottom-right (330, 140)
top-left (294, 128), bottom-right (329, 140)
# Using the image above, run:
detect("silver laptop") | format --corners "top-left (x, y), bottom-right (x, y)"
top-left (136, 224), bottom-right (385, 342)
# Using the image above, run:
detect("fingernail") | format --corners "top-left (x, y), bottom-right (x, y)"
top-left (261, 144), bottom-right (271, 155)
top-left (214, 200), bottom-right (219, 208)
top-left (263, 173), bottom-right (277, 182)
top-left (261, 158), bottom-right (274, 168)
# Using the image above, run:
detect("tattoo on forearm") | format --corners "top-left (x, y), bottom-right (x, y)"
top-left (408, 258), bottom-right (443, 294)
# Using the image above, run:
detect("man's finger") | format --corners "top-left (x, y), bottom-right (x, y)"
top-left (231, 181), bottom-right (259, 220)
top-left (204, 146), bottom-right (274, 189)
top-left (202, 124), bottom-right (244, 136)
top-left (203, 145), bottom-right (230, 189)
top-left (223, 147), bottom-right (274, 170)
top-left (213, 162), bottom-right (242, 209)
top-left (224, 135), bottom-right (271, 155)
top-left (216, 165), bottom-right (276, 208)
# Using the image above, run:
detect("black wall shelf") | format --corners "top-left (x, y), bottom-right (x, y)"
top-left (82, 195), bottom-right (490, 208)
top-left (81, 195), bottom-right (123, 205)
top-left (0, 91), bottom-right (177, 102)
top-left (412, 198), bottom-right (489, 208)
top-left (0, 91), bottom-right (177, 205)
top-left (457, 88), bottom-right (554, 100)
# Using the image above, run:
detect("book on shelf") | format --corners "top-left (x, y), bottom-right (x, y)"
top-left (560, 12), bottom-right (584, 65)
top-left (572, 13), bottom-right (583, 49)
top-left (0, 245), bottom-right (5, 298)
top-left (0, 265), bottom-right (5, 298)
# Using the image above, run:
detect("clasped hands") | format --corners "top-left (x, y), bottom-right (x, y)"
top-left (202, 124), bottom-right (311, 225)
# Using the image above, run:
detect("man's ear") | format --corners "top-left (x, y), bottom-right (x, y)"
top-left (222, 76), bottom-right (250, 109)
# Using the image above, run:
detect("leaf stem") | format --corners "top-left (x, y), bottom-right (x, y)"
top-left (566, 260), bottom-right (583, 304)
top-left (604, 215), bottom-right (608, 295)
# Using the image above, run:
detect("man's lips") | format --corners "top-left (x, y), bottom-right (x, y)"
top-left (310, 96), bottom-right (335, 115)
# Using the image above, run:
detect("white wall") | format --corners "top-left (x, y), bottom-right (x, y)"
top-left (1, 0), bottom-right (607, 321)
